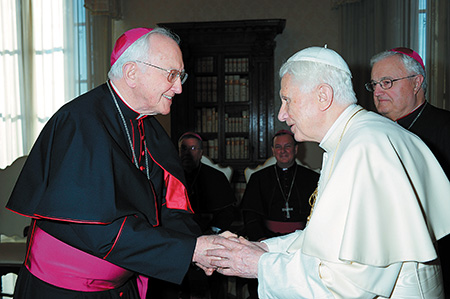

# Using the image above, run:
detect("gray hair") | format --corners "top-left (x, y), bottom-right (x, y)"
top-left (108, 27), bottom-right (180, 80)
top-left (370, 51), bottom-right (427, 94)
top-left (279, 60), bottom-right (357, 106)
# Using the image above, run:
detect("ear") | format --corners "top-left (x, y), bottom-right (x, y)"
top-left (413, 75), bottom-right (424, 94)
top-left (317, 84), bottom-right (333, 111)
top-left (123, 62), bottom-right (138, 88)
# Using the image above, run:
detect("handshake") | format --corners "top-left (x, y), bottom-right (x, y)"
top-left (192, 231), bottom-right (268, 279)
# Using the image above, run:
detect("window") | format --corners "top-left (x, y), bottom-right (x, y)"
top-left (0, 0), bottom-right (87, 168)
top-left (417, 0), bottom-right (427, 66)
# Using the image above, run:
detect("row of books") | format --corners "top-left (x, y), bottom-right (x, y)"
top-left (195, 108), bottom-right (250, 133)
top-left (203, 138), bottom-right (219, 159)
top-left (196, 56), bottom-right (214, 73)
top-left (195, 75), bottom-right (249, 103)
top-left (225, 111), bottom-right (249, 133)
top-left (196, 108), bottom-right (218, 133)
top-left (226, 137), bottom-right (249, 160)
top-left (224, 57), bottom-right (249, 73)
top-left (202, 137), bottom-right (249, 160)
top-left (196, 76), bottom-right (218, 102)
top-left (224, 75), bottom-right (249, 102)
top-left (195, 57), bottom-right (249, 74)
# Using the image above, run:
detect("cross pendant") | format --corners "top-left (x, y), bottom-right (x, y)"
top-left (282, 202), bottom-right (293, 219)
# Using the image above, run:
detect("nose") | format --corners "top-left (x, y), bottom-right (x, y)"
top-left (372, 82), bottom-right (385, 96)
top-left (278, 102), bottom-right (288, 122)
top-left (172, 78), bottom-right (183, 94)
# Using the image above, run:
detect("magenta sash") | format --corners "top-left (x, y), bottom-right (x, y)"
top-left (265, 220), bottom-right (305, 234)
top-left (26, 226), bottom-right (147, 296)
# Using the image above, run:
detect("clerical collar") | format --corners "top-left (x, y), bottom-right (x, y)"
top-left (320, 104), bottom-right (357, 152)
top-left (396, 101), bottom-right (427, 130)
top-left (395, 101), bottom-right (426, 122)
top-left (276, 163), bottom-right (296, 172)
top-left (109, 80), bottom-right (147, 120)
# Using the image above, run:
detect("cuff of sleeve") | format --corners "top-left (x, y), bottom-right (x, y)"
top-left (262, 230), bottom-right (303, 252)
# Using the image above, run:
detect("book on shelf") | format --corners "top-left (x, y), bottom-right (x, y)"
top-left (224, 110), bottom-right (249, 133)
top-left (196, 56), bottom-right (214, 73)
top-left (224, 75), bottom-right (248, 102)
top-left (225, 137), bottom-right (248, 160)
top-left (205, 138), bottom-right (218, 159)
top-left (224, 57), bottom-right (249, 73)
top-left (197, 108), bottom-right (218, 133)
top-left (196, 76), bottom-right (217, 103)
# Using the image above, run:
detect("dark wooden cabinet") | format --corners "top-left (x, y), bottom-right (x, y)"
top-left (159, 19), bottom-right (285, 186)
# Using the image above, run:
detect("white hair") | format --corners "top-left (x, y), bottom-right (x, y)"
top-left (280, 60), bottom-right (357, 105)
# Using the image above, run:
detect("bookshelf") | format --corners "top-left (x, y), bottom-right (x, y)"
top-left (159, 19), bottom-right (286, 194)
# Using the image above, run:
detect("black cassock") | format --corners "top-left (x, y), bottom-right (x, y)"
top-left (397, 101), bottom-right (450, 179)
top-left (7, 82), bottom-right (200, 298)
top-left (185, 163), bottom-right (236, 234)
top-left (241, 163), bottom-right (319, 241)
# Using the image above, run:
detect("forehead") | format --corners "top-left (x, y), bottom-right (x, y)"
top-left (274, 134), bottom-right (295, 144)
top-left (181, 137), bottom-right (200, 145)
top-left (280, 74), bottom-right (295, 95)
top-left (149, 34), bottom-right (183, 68)
top-left (372, 55), bottom-right (407, 79)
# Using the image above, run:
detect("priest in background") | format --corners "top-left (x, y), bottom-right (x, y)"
top-left (240, 129), bottom-right (318, 298)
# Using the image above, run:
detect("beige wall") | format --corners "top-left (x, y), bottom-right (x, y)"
top-left (113, 0), bottom-right (338, 169)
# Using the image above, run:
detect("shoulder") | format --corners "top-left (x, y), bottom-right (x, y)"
top-left (41, 84), bottom-right (117, 144)
top-left (252, 165), bottom-right (274, 178)
top-left (296, 164), bottom-right (320, 178)
top-left (200, 163), bottom-right (228, 180)
top-left (56, 84), bottom-right (110, 119)
top-left (340, 111), bottom-right (428, 159)
top-left (424, 104), bottom-right (450, 127)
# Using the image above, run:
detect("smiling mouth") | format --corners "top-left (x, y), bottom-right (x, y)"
top-left (162, 94), bottom-right (172, 100)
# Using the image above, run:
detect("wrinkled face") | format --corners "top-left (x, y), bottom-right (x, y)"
top-left (179, 138), bottom-right (203, 173)
top-left (278, 74), bottom-right (319, 143)
top-left (134, 34), bottom-right (185, 115)
top-left (371, 56), bottom-right (419, 121)
top-left (272, 134), bottom-right (298, 168)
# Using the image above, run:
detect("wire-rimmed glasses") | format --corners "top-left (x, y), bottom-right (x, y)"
top-left (365, 74), bottom-right (417, 92)
top-left (136, 60), bottom-right (188, 84)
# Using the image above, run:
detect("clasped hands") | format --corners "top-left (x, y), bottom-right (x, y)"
top-left (192, 231), bottom-right (268, 279)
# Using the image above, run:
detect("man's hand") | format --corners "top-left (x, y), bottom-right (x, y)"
top-left (192, 235), bottom-right (225, 275)
top-left (207, 236), bottom-right (268, 279)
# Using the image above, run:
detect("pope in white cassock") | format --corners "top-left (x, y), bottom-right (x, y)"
top-left (207, 46), bottom-right (450, 298)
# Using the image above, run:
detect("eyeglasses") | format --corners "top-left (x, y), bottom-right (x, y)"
top-left (136, 60), bottom-right (188, 84)
top-left (180, 145), bottom-right (201, 152)
top-left (365, 74), bottom-right (417, 92)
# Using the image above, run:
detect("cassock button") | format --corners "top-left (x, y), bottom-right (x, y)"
top-left (140, 166), bottom-right (145, 171)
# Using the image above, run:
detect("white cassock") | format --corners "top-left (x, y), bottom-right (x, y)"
top-left (257, 104), bottom-right (450, 299)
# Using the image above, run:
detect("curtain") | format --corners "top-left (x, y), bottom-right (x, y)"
top-left (0, 0), bottom-right (88, 168)
top-left (426, 0), bottom-right (449, 110)
top-left (0, 0), bottom-right (26, 168)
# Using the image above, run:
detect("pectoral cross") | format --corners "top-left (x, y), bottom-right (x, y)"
top-left (282, 202), bottom-right (293, 219)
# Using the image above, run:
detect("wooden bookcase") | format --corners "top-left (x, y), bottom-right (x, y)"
top-left (159, 19), bottom-right (286, 191)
